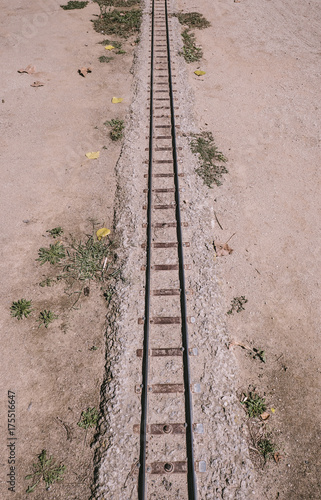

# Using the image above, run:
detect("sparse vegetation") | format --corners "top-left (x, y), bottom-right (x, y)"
top-left (36, 228), bottom-right (120, 308)
top-left (61, 1), bottom-right (88, 9)
top-left (99, 56), bottom-right (114, 63)
top-left (10, 299), bottom-right (32, 320)
top-left (98, 39), bottom-right (125, 53)
top-left (39, 277), bottom-right (54, 287)
top-left (46, 227), bottom-right (63, 238)
top-left (94, 0), bottom-right (140, 15)
top-left (191, 131), bottom-right (228, 187)
top-left (93, 9), bottom-right (142, 38)
top-left (38, 310), bottom-right (58, 329)
top-left (227, 296), bottom-right (247, 315)
top-left (257, 437), bottom-right (277, 463)
top-left (180, 29), bottom-right (202, 63)
top-left (174, 11), bottom-right (210, 29)
top-left (77, 407), bottom-right (100, 429)
top-left (105, 118), bottom-right (125, 141)
top-left (37, 242), bottom-right (66, 266)
top-left (241, 392), bottom-right (266, 418)
top-left (25, 450), bottom-right (66, 493)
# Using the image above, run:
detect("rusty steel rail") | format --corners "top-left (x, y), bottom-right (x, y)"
top-left (137, 0), bottom-right (199, 498)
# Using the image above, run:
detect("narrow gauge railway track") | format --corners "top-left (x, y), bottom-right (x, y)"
top-left (137, 0), bottom-right (205, 498)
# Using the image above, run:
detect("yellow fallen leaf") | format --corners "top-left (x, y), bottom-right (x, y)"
top-left (112, 97), bottom-right (123, 104)
top-left (85, 151), bottom-right (100, 159)
top-left (105, 45), bottom-right (115, 51)
top-left (194, 70), bottom-right (206, 76)
top-left (96, 228), bottom-right (111, 241)
top-left (271, 407), bottom-right (276, 413)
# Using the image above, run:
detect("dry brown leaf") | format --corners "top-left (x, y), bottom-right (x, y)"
top-left (30, 81), bottom-right (44, 87)
top-left (229, 340), bottom-right (252, 351)
top-left (215, 242), bottom-right (233, 257)
top-left (260, 412), bottom-right (270, 421)
top-left (78, 67), bottom-right (92, 77)
top-left (274, 452), bottom-right (282, 463)
top-left (18, 64), bottom-right (36, 74)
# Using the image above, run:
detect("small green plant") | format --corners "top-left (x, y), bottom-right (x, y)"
top-left (180, 29), bottom-right (202, 63)
top-left (10, 299), bottom-right (32, 320)
top-left (191, 131), bottom-right (228, 187)
top-left (61, 1), bottom-right (88, 9)
top-left (93, 9), bottom-right (142, 38)
top-left (46, 227), bottom-right (63, 238)
top-left (25, 449), bottom-right (66, 493)
top-left (99, 55), bottom-right (114, 63)
top-left (227, 296), bottom-right (248, 315)
top-left (37, 242), bottom-right (66, 266)
top-left (241, 392), bottom-right (266, 418)
top-left (105, 119), bottom-right (124, 141)
top-left (257, 438), bottom-right (277, 463)
top-left (77, 407), bottom-right (100, 429)
top-left (94, 0), bottom-right (140, 15)
top-left (39, 277), bottom-right (54, 287)
top-left (174, 11), bottom-right (210, 29)
top-left (102, 285), bottom-right (116, 305)
top-left (98, 39), bottom-right (125, 53)
top-left (38, 310), bottom-right (58, 328)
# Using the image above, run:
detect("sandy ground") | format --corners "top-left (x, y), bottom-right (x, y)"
top-left (1, 0), bottom-right (320, 499)
top-left (177, 0), bottom-right (321, 497)
top-left (0, 0), bottom-right (135, 498)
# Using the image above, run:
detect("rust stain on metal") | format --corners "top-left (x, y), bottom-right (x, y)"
top-left (149, 384), bottom-right (184, 393)
top-left (148, 461), bottom-right (187, 474)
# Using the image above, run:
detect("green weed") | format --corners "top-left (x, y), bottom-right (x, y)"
top-left (174, 11), bottom-right (210, 29)
top-left (94, 0), bottom-right (140, 15)
top-left (227, 296), bottom-right (248, 315)
top-left (38, 310), bottom-right (58, 329)
top-left (241, 392), bottom-right (266, 418)
top-left (10, 299), bottom-right (32, 320)
top-left (61, 1), bottom-right (88, 9)
top-left (46, 227), bottom-right (63, 238)
top-left (93, 9), bottom-right (142, 38)
top-left (257, 438), bottom-right (277, 463)
top-left (26, 450), bottom-right (66, 493)
top-left (99, 56), bottom-right (114, 63)
top-left (180, 29), bottom-right (202, 63)
top-left (37, 242), bottom-right (66, 266)
top-left (191, 131), bottom-right (228, 187)
top-left (105, 118), bottom-right (124, 141)
top-left (77, 407), bottom-right (99, 429)
top-left (39, 277), bottom-right (54, 287)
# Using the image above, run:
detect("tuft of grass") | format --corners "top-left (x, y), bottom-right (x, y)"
top-left (26, 450), bottom-right (66, 493)
top-left (61, 1), bottom-right (88, 9)
top-left (257, 438), bottom-right (277, 463)
top-left (98, 39), bottom-right (122, 49)
top-left (174, 11), bottom-right (210, 29)
top-left (62, 235), bottom-right (114, 282)
top-left (94, 0), bottom-right (140, 15)
top-left (180, 29), bottom-right (202, 63)
top-left (46, 227), bottom-right (63, 239)
top-left (241, 392), bottom-right (266, 418)
top-left (39, 277), bottom-right (54, 287)
top-left (38, 310), bottom-right (58, 329)
top-left (191, 131), bottom-right (228, 187)
top-left (99, 55), bottom-right (114, 63)
top-left (10, 299), bottom-right (32, 320)
top-left (104, 118), bottom-right (124, 141)
top-left (77, 407), bottom-right (100, 429)
top-left (227, 296), bottom-right (248, 315)
top-left (93, 9), bottom-right (142, 38)
top-left (37, 242), bottom-right (66, 266)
